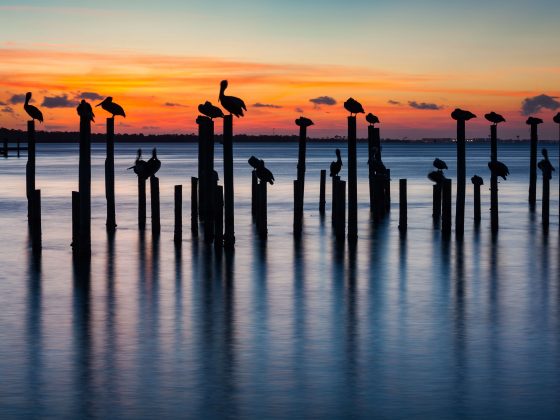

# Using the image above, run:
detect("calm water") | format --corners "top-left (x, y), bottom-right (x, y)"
top-left (0, 142), bottom-right (559, 419)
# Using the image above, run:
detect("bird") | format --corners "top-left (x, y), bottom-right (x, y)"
top-left (553, 112), bottom-right (560, 124)
top-left (365, 113), bottom-right (380, 125)
top-left (329, 148), bottom-right (342, 177)
top-left (488, 161), bottom-right (510, 180)
top-left (484, 112), bottom-right (505, 125)
top-left (433, 158), bottom-right (448, 170)
top-left (451, 108), bottom-right (476, 121)
top-left (526, 116), bottom-right (543, 125)
top-left (23, 92), bottom-right (43, 122)
top-left (144, 148), bottom-right (161, 179)
top-left (428, 170), bottom-right (447, 184)
top-left (295, 117), bottom-right (314, 127)
top-left (538, 148), bottom-right (555, 180)
top-left (248, 156), bottom-right (274, 185)
top-left (370, 157), bottom-right (387, 175)
top-left (344, 98), bottom-right (364, 116)
top-left (218, 80), bottom-right (247, 118)
top-left (76, 100), bottom-right (95, 122)
top-left (127, 149), bottom-right (147, 176)
top-left (198, 101), bottom-right (224, 119)
top-left (471, 175), bottom-right (484, 186)
top-left (96, 97), bottom-right (126, 118)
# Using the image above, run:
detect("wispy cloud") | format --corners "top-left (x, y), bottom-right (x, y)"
top-left (295, 107), bottom-right (304, 113)
top-left (41, 94), bottom-right (77, 108)
top-left (310, 96), bottom-right (337, 107)
top-left (1, 106), bottom-right (14, 113)
top-left (253, 102), bottom-right (282, 109)
top-left (408, 100), bottom-right (443, 110)
top-left (164, 102), bottom-right (188, 107)
top-left (79, 92), bottom-right (104, 101)
top-left (388, 99), bottom-right (402, 105)
top-left (9, 94), bottom-right (27, 104)
top-left (521, 94), bottom-right (560, 115)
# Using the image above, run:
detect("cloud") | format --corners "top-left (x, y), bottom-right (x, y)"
top-left (79, 92), bottom-right (104, 101)
top-left (164, 102), bottom-right (187, 107)
top-left (408, 100), bottom-right (443, 110)
top-left (309, 96), bottom-right (336, 106)
top-left (521, 94), bottom-right (560, 116)
top-left (253, 102), bottom-right (282, 109)
top-left (1, 106), bottom-right (14, 113)
top-left (388, 99), bottom-right (401, 105)
top-left (295, 107), bottom-right (304, 113)
top-left (9, 94), bottom-right (27, 104)
top-left (41, 94), bottom-right (77, 108)
top-left (142, 125), bottom-right (158, 129)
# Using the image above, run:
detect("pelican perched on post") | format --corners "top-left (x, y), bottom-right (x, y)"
top-left (344, 98), bottom-right (364, 116)
top-left (128, 149), bottom-right (147, 176)
top-left (471, 175), bottom-right (484, 186)
top-left (484, 111), bottom-right (505, 125)
top-left (24, 92), bottom-right (43, 122)
top-left (488, 161), bottom-right (510, 180)
top-left (526, 116), bottom-right (543, 125)
top-left (365, 113), bottom-right (379, 126)
top-left (218, 80), bottom-right (246, 118)
top-left (538, 148), bottom-right (555, 180)
top-left (77, 100), bottom-right (95, 122)
top-left (433, 158), bottom-right (448, 170)
top-left (248, 156), bottom-right (274, 185)
top-left (198, 101), bottom-right (224, 120)
top-left (428, 170), bottom-right (447, 184)
top-left (96, 97), bottom-right (126, 118)
top-left (295, 116), bottom-right (314, 127)
top-left (145, 148), bottom-right (161, 179)
top-left (451, 108), bottom-right (476, 121)
top-left (330, 148), bottom-right (342, 177)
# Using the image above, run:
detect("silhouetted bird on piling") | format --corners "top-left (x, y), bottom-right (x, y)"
top-left (96, 97), bottom-right (126, 118)
top-left (219, 80), bottom-right (246, 117)
top-left (538, 148), bottom-right (555, 180)
top-left (433, 158), bottom-right (448, 170)
top-left (24, 92), bottom-right (43, 122)
top-left (330, 148), bottom-right (342, 177)
top-left (344, 98), bottom-right (364, 116)
top-left (471, 175), bottom-right (484, 186)
top-left (365, 113), bottom-right (379, 125)
top-left (198, 101), bottom-right (224, 120)
top-left (553, 113), bottom-right (560, 124)
top-left (248, 156), bottom-right (274, 185)
top-left (484, 111), bottom-right (506, 125)
top-left (144, 148), bottom-right (161, 179)
top-left (526, 116), bottom-right (543, 126)
top-left (428, 170), bottom-right (447, 184)
top-left (451, 108), bottom-right (477, 121)
top-left (295, 116), bottom-right (314, 127)
top-left (76, 100), bottom-right (95, 122)
top-left (128, 149), bottom-right (147, 176)
top-left (488, 161), bottom-right (510, 180)
top-left (370, 157), bottom-right (387, 175)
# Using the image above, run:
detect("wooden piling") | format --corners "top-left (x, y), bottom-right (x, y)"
top-left (150, 176), bottom-right (160, 236)
top-left (293, 180), bottom-right (303, 235)
top-left (490, 124), bottom-right (499, 232)
top-left (72, 191), bottom-right (80, 250)
top-left (433, 184), bottom-right (442, 221)
top-left (191, 177), bottom-right (198, 237)
top-left (542, 174), bottom-right (550, 230)
top-left (203, 176), bottom-right (217, 244)
top-left (373, 174), bottom-right (386, 222)
top-left (105, 117), bottom-right (116, 232)
top-left (257, 181), bottom-right (268, 239)
top-left (442, 179), bottom-right (452, 236)
top-left (367, 126), bottom-right (376, 213)
top-left (398, 179), bottom-right (407, 232)
top-left (331, 176), bottom-right (337, 226)
top-left (347, 116), bottom-right (358, 239)
top-left (223, 115), bottom-right (235, 248)
top-left (197, 117), bottom-right (214, 221)
top-left (174, 185), bottom-right (182, 245)
top-left (528, 122), bottom-right (538, 208)
top-left (31, 189), bottom-right (41, 251)
top-left (26, 121), bottom-right (35, 221)
top-left (16, 141), bottom-right (20, 158)
top-left (473, 182), bottom-right (481, 224)
top-left (385, 169), bottom-right (391, 212)
top-left (78, 114), bottom-right (91, 257)
top-left (319, 169), bottom-right (326, 214)
top-left (455, 119), bottom-right (466, 237)
top-left (251, 170), bottom-right (258, 219)
top-left (2, 141), bottom-right (7, 158)
top-left (334, 179), bottom-right (346, 241)
top-left (214, 185), bottom-right (224, 248)
top-left (294, 124), bottom-right (307, 226)
top-left (138, 178), bottom-right (146, 230)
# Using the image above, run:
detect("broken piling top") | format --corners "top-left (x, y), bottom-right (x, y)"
top-left (451, 108), bottom-right (476, 121)
top-left (365, 113), bottom-right (380, 126)
top-left (295, 116), bottom-right (314, 127)
top-left (484, 111), bottom-right (506, 125)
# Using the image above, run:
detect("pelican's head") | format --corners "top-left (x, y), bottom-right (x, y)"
top-left (542, 148), bottom-right (549, 159)
top-left (25, 92), bottom-right (32, 104)
top-left (335, 148), bottom-right (341, 157)
top-left (137, 148), bottom-right (142, 158)
top-left (220, 80), bottom-right (228, 90)
top-left (152, 147), bottom-right (157, 158)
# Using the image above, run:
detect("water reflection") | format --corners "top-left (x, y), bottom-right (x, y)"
top-left (26, 250), bottom-right (42, 413)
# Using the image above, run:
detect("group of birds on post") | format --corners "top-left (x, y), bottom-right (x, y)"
top-left (128, 148), bottom-right (161, 180)
top-left (197, 80), bottom-right (247, 120)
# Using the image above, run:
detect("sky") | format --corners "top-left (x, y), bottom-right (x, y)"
top-left (1, 0), bottom-right (559, 138)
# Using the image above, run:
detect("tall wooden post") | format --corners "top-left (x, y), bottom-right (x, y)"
top-left (105, 118), bottom-right (116, 232)
top-left (251, 171), bottom-right (258, 219)
top-left (398, 179), bottom-right (407, 232)
top-left (528, 122), bottom-right (538, 208)
top-left (72, 191), bottom-right (80, 251)
top-left (367, 126), bottom-right (375, 213)
top-left (26, 121), bottom-right (35, 221)
top-left (78, 113), bottom-right (91, 257)
top-left (223, 115), bottom-right (235, 248)
top-left (490, 124), bottom-right (499, 232)
top-left (433, 184), bottom-right (442, 221)
top-left (334, 178), bottom-right (346, 241)
top-left (214, 185), bottom-right (224, 248)
top-left (150, 176), bottom-right (160, 237)
top-left (174, 185), bottom-right (182, 245)
top-left (31, 189), bottom-right (42, 252)
top-left (542, 173), bottom-right (550, 230)
top-left (385, 169), bottom-right (391, 212)
top-left (347, 116), bottom-right (358, 239)
top-left (197, 117), bottom-right (214, 221)
top-left (455, 119), bottom-right (466, 237)
top-left (442, 179), bottom-right (452, 236)
top-left (138, 178), bottom-right (146, 230)
top-left (319, 169), bottom-right (326, 214)
top-left (257, 181), bottom-right (268, 239)
top-left (293, 180), bottom-right (303, 235)
top-left (191, 177), bottom-right (198, 237)
top-left (473, 182), bottom-right (481, 224)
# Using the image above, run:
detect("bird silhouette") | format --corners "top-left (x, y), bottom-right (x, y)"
top-left (128, 149), bottom-right (147, 176)
top-left (295, 116), bottom-right (314, 127)
top-left (23, 92), bottom-right (43, 122)
top-left (428, 170), bottom-right (447, 184)
top-left (365, 113), bottom-right (379, 125)
top-left (329, 148), bottom-right (342, 177)
top-left (538, 148), bottom-right (555, 180)
top-left (484, 112), bottom-right (505, 125)
top-left (344, 98), bottom-right (364, 116)
top-left (526, 116), bottom-right (543, 125)
top-left (433, 158), bottom-right (448, 170)
top-left (76, 100), bottom-right (95, 122)
top-left (451, 108), bottom-right (476, 121)
top-left (553, 112), bottom-right (560, 124)
top-left (96, 97), bottom-right (126, 118)
top-left (471, 175), bottom-right (484, 186)
top-left (218, 80), bottom-right (246, 118)
top-left (370, 157), bottom-right (387, 175)
top-left (488, 161), bottom-right (510, 180)
top-left (248, 156), bottom-right (274, 185)
top-left (144, 148), bottom-right (161, 179)
top-left (198, 101), bottom-right (224, 119)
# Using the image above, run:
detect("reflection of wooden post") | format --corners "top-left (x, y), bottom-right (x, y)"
top-left (542, 174), bottom-right (550, 230)
top-left (473, 182), bottom-right (481, 224)
top-left (105, 117), bottom-right (116, 232)
top-left (398, 179), bottom-right (407, 232)
top-left (319, 169), bottom-right (326, 214)
top-left (31, 189), bottom-right (42, 252)
top-left (191, 177), bottom-right (198, 237)
top-left (150, 176), bottom-right (160, 237)
top-left (214, 186), bottom-right (224, 248)
top-left (293, 180), bottom-right (303, 235)
top-left (528, 123), bottom-right (538, 208)
top-left (433, 184), bottom-right (442, 221)
top-left (78, 114), bottom-right (91, 257)
top-left (138, 178), bottom-right (146, 230)
top-left (26, 121), bottom-right (35, 221)
top-left (455, 119), bottom-right (466, 237)
top-left (251, 171), bottom-right (258, 219)
top-left (490, 124), bottom-right (499, 232)
top-left (347, 116), bottom-right (357, 239)
top-left (72, 191), bottom-right (80, 251)
top-left (223, 115), bottom-right (235, 248)
top-left (257, 181), bottom-right (268, 239)
top-left (174, 185), bottom-right (182, 245)
top-left (442, 179), bottom-right (452, 236)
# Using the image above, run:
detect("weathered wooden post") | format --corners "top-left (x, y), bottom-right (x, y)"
top-left (251, 170), bottom-right (258, 219)
top-left (204, 175), bottom-right (216, 244)
top-left (257, 180), bottom-right (268, 239)
top-left (26, 120), bottom-right (36, 221)
top-left (223, 114), bottom-right (235, 248)
top-left (150, 175), bottom-right (160, 237)
top-left (174, 185), bottom-right (182, 245)
top-left (553, 113), bottom-right (560, 228)
top-left (451, 108), bottom-right (476, 238)
top-left (385, 169), bottom-right (391, 212)
top-left (527, 117), bottom-right (542, 209)
top-left (368, 126), bottom-right (375, 212)
top-left (197, 116), bottom-right (212, 221)
top-left (398, 179), bottom-right (407, 232)
top-left (471, 175), bottom-right (483, 225)
top-left (347, 115), bottom-right (358, 239)
top-left (105, 117), bottom-right (116, 232)
top-left (373, 174), bottom-right (386, 222)
top-left (191, 177), bottom-right (198, 237)
top-left (16, 141), bottom-right (20, 158)
top-left (31, 189), bottom-right (42, 252)
top-left (442, 178), bottom-right (452, 236)
top-left (319, 169), bottom-right (326, 214)
top-left (72, 191), bottom-right (80, 251)
top-left (334, 178), bottom-right (346, 241)
top-left (294, 117), bottom-right (313, 233)
top-left (490, 123), bottom-right (499, 232)
top-left (78, 106), bottom-right (92, 257)
top-left (433, 184), bottom-right (442, 221)
top-left (2, 141), bottom-right (7, 158)
top-left (138, 177), bottom-right (146, 230)
top-left (538, 149), bottom-right (554, 230)
top-left (214, 185), bottom-right (224, 248)
top-left (293, 180), bottom-right (303, 235)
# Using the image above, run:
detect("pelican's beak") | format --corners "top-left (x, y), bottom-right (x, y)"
top-left (95, 102), bottom-right (102, 107)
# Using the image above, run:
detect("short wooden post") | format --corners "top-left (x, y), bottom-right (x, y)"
top-left (542, 174), bottom-right (550, 230)
top-left (223, 114), bottom-right (235, 248)
top-left (490, 124), bottom-right (499, 232)
top-left (251, 170), bottom-right (258, 219)
top-left (138, 178), bottom-right (146, 230)
top-left (398, 179), bottom-right (407, 232)
top-left (456, 119), bottom-right (466, 237)
top-left (528, 122), bottom-right (538, 208)
top-left (31, 189), bottom-right (42, 251)
top-left (150, 176), bottom-right (160, 236)
top-left (293, 180), bottom-right (303, 235)
top-left (78, 113), bottom-right (92, 257)
top-left (319, 169), bottom-right (326, 214)
top-left (473, 182), bottom-right (481, 224)
top-left (442, 179), bottom-right (452, 236)
top-left (105, 117), bottom-right (116, 232)
top-left (174, 185), bottom-right (182, 245)
top-left (26, 121), bottom-right (36, 221)
top-left (347, 116), bottom-right (358, 239)
top-left (204, 176), bottom-right (216, 244)
top-left (335, 179), bottom-right (346, 241)
top-left (373, 174), bottom-right (386, 222)
top-left (331, 176), bottom-right (337, 226)
top-left (433, 184), bottom-right (442, 221)
top-left (214, 186), bottom-right (224, 248)
top-left (72, 191), bottom-right (80, 250)
top-left (191, 177), bottom-right (198, 237)
top-left (257, 181), bottom-right (268, 239)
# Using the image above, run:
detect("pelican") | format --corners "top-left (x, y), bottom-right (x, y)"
top-left (295, 117), bottom-right (314, 127)
top-left (553, 112), bottom-right (560, 124)
top-left (248, 156), bottom-right (274, 185)
top-left (488, 161), bottom-right (510, 180)
top-left (218, 80), bottom-right (246, 118)
top-left (428, 170), bottom-right (447, 184)
top-left (76, 100), bottom-right (95, 122)
top-left (451, 108), bottom-right (476, 121)
top-left (370, 157), bottom-right (387, 175)
top-left (484, 111), bottom-right (505, 125)
top-left (329, 148), bottom-right (342, 177)
top-left (526, 116), bottom-right (543, 125)
top-left (144, 148), bottom-right (161, 179)
top-left (538, 148), bottom-right (555, 180)
top-left (198, 101), bottom-right (224, 119)
top-left (365, 113), bottom-right (380, 125)
top-left (471, 175), bottom-right (484, 186)
top-left (433, 158), bottom-right (448, 170)
top-left (344, 98), bottom-right (364, 116)
top-left (96, 97), bottom-right (126, 118)
top-left (128, 149), bottom-right (147, 176)
top-left (23, 92), bottom-right (43, 123)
